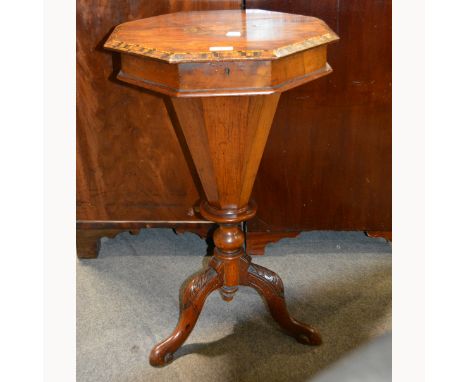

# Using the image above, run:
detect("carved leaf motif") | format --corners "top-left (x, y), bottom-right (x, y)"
top-left (248, 263), bottom-right (284, 297)
top-left (183, 268), bottom-right (218, 310)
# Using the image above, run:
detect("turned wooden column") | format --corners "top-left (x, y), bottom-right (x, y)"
top-left (105, 9), bottom-right (339, 367)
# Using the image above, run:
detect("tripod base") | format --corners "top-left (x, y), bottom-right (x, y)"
top-left (149, 253), bottom-right (321, 367)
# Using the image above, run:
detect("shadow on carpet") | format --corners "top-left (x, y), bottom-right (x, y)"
top-left (77, 229), bottom-right (391, 382)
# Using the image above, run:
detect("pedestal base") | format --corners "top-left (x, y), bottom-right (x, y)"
top-left (149, 253), bottom-right (321, 367)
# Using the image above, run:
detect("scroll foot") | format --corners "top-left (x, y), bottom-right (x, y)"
top-left (149, 266), bottom-right (222, 366)
top-left (241, 256), bottom-right (322, 346)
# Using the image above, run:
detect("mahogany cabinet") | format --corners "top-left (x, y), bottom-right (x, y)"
top-left (77, 0), bottom-right (391, 258)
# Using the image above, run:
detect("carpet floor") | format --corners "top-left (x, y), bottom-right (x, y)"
top-left (77, 229), bottom-right (391, 382)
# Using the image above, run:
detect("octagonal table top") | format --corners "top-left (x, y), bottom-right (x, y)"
top-left (104, 9), bottom-right (339, 63)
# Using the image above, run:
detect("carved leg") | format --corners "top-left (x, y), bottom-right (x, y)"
top-left (240, 255), bottom-right (322, 345)
top-left (149, 213), bottom-right (320, 367)
top-left (149, 259), bottom-right (222, 366)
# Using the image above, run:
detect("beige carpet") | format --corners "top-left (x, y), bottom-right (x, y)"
top-left (77, 229), bottom-right (391, 382)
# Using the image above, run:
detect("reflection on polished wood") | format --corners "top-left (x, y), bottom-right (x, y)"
top-left (105, 9), bottom-right (338, 96)
top-left (105, 9), bottom-right (338, 62)
top-left (105, 9), bottom-right (338, 367)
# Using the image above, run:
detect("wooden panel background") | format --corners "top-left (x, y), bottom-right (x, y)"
top-left (77, 0), bottom-right (242, 222)
top-left (77, 0), bottom-right (391, 247)
top-left (249, 0), bottom-right (392, 231)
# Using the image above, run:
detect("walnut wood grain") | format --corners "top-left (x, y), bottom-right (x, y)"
top-left (105, 8), bottom-right (334, 366)
top-left (240, 254), bottom-right (321, 345)
top-left (77, 0), bottom-right (391, 235)
top-left (77, 1), bottom-right (242, 224)
top-left (117, 48), bottom-right (331, 96)
top-left (105, 9), bottom-right (338, 63)
top-left (172, 95), bottom-right (280, 208)
top-left (106, 9), bottom-right (337, 96)
top-left (150, 252), bottom-right (321, 366)
top-left (150, 261), bottom-right (223, 366)
top-left (249, 0), bottom-right (392, 232)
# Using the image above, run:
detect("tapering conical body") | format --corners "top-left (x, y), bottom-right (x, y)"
top-left (172, 95), bottom-right (280, 210)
